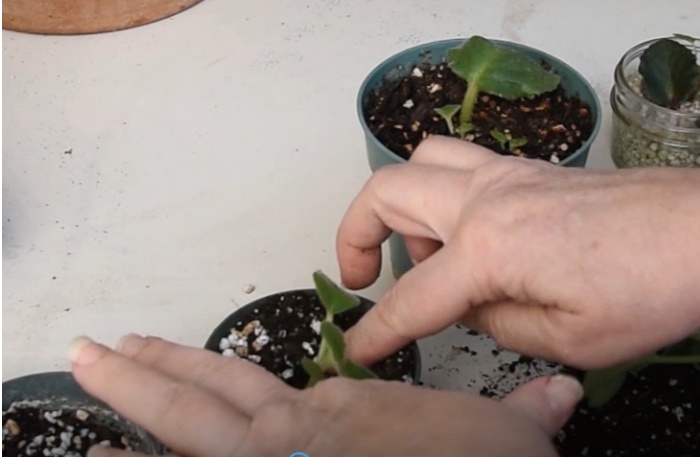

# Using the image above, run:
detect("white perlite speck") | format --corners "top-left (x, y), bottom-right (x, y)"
top-left (281, 368), bottom-right (294, 379)
top-left (219, 337), bottom-right (231, 351)
top-left (301, 342), bottom-right (315, 356)
top-left (403, 99), bottom-right (414, 109)
top-left (242, 284), bottom-right (255, 294)
top-left (428, 83), bottom-right (442, 93)
top-left (310, 319), bottom-right (321, 335)
top-left (411, 67), bottom-right (423, 78)
top-left (549, 154), bottom-right (560, 164)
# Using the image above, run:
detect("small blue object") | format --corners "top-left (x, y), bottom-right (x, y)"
top-left (289, 453), bottom-right (309, 457)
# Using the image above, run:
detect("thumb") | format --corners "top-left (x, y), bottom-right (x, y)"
top-left (346, 245), bottom-right (477, 365)
top-left (501, 374), bottom-right (583, 437)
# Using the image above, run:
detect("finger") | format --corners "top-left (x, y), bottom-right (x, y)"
top-left (345, 243), bottom-right (481, 365)
top-left (70, 337), bottom-right (245, 457)
top-left (463, 301), bottom-right (581, 366)
top-left (87, 447), bottom-right (179, 457)
top-left (411, 135), bottom-right (499, 169)
top-left (337, 164), bottom-right (469, 289)
top-left (117, 334), bottom-right (291, 416)
top-left (404, 235), bottom-right (443, 264)
top-left (501, 374), bottom-right (583, 437)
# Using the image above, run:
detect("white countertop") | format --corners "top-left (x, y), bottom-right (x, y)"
top-left (3, 0), bottom-right (698, 387)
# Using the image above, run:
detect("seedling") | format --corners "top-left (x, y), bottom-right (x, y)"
top-left (639, 36), bottom-right (700, 109)
top-left (490, 129), bottom-right (528, 152)
top-left (446, 36), bottom-right (560, 133)
top-left (301, 271), bottom-right (378, 387)
top-left (434, 104), bottom-right (461, 134)
top-left (434, 104), bottom-right (474, 138)
top-left (583, 330), bottom-right (700, 407)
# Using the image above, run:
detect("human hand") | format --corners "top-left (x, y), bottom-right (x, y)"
top-left (71, 334), bottom-right (582, 457)
top-left (338, 136), bottom-right (700, 369)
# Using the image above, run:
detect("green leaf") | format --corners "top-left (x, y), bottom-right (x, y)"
top-left (583, 365), bottom-right (631, 407)
top-left (313, 270), bottom-right (360, 318)
top-left (447, 36), bottom-right (560, 101)
top-left (341, 359), bottom-right (378, 380)
top-left (639, 38), bottom-right (700, 109)
top-left (301, 357), bottom-right (324, 388)
top-left (433, 104), bottom-right (461, 134)
top-left (320, 321), bottom-right (346, 365)
top-left (456, 122), bottom-right (474, 138)
top-left (490, 129), bottom-right (509, 149)
top-left (509, 137), bottom-right (528, 150)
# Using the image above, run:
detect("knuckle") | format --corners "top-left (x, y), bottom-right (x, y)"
top-left (409, 136), bottom-right (443, 163)
top-left (154, 381), bottom-right (203, 424)
top-left (306, 377), bottom-right (355, 406)
top-left (374, 286), bottom-right (413, 339)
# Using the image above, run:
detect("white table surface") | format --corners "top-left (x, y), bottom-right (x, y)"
top-left (3, 0), bottom-right (698, 386)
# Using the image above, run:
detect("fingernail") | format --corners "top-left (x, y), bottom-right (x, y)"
top-left (544, 374), bottom-right (584, 412)
top-left (116, 333), bottom-right (147, 355)
top-left (68, 336), bottom-right (104, 366)
top-left (87, 445), bottom-right (110, 457)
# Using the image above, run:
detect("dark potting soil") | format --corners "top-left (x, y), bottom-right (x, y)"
top-left (479, 356), bottom-right (699, 457)
top-left (364, 60), bottom-right (594, 163)
top-left (2, 404), bottom-right (140, 457)
top-left (556, 364), bottom-right (699, 457)
top-left (211, 292), bottom-right (417, 389)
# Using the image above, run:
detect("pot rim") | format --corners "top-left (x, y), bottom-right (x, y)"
top-left (204, 288), bottom-right (422, 384)
top-left (356, 37), bottom-right (603, 167)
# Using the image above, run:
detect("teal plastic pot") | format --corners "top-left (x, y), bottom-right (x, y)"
top-left (356, 38), bottom-right (602, 278)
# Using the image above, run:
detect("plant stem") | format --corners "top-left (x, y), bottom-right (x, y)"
top-left (315, 341), bottom-right (334, 372)
top-left (459, 81), bottom-right (480, 126)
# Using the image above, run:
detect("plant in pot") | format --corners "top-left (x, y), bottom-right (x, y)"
top-left (2, 372), bottom-right (163, 456)
top-left (204, 271), bottom-right (421, 388)
top-left (553, 330), bottom-right (700, 456)
top-left (611, 34), bottom-right (700, 169)
top-left (357, 36), bottom-right (602, 278)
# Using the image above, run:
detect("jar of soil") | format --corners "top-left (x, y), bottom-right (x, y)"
top-left (610, 37), bottom-right (700, 168)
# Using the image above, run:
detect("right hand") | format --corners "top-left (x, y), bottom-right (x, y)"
top-left (337, 136), bottom-right (700, 369)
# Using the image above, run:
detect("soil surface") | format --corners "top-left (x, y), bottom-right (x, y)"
top-left (207, 291), bottom-right (418, 389)
top-left (556, 364), bottom-right (699, 457)
top-left (3, 404), bottom-right (140, 456)
top-left (364, 60), bottom-right (594, 163)
top-left (479, 356), bottom-right (699, 457)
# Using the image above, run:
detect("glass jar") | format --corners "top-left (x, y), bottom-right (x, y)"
top-left (610, 37), bottom-right (700, 168)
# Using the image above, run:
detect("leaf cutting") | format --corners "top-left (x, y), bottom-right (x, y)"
top-left (446, 36), bottom-right (560, 129)
top-left (639, 38), bottom-right (700, 109)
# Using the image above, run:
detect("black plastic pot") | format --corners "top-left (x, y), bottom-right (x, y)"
top-left (2, 371), bottom-right (164, 454)
top-left (205, 289), bottom-right (421, 388)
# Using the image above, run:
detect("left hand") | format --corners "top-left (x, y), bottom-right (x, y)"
top-left (70, 334), bottom-right (582, 457)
